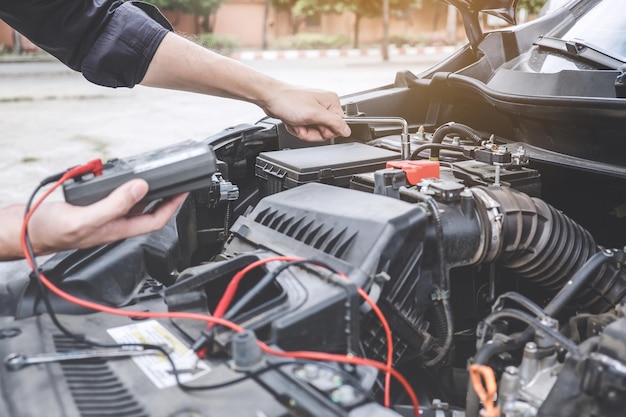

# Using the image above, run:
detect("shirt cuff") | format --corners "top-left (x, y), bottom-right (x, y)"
top-left (81, 2), bottom-right (171, 88)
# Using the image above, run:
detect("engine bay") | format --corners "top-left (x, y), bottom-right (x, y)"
top-left (4, 1), bottom-right (626, 415)
top-left (1, 107), bottom-right (625, 417)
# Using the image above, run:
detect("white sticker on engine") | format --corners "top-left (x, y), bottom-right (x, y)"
top-left (107, 320), bottom-right (211, 389)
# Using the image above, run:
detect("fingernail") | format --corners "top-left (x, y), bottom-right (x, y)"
top-left (342, 124), bottom-right (351, 136)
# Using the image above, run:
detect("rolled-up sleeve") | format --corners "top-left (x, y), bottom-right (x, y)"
top-left (0, 0), bottom-right (172, 88)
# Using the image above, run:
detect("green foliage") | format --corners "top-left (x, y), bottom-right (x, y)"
top-left (190, 33), bottom-right (240, 55)
top-left (517, 0), bottom-right (548, 14)
top-left (330, 0), bottom-right (422, 18)
top-left (270, 33), bottom-right (351, 50)
top-left (388, 32), bottom-right (454, 47)
top-left (143, 0), bottom-right (224, 16)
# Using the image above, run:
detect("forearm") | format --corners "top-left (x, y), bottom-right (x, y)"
top-left (141, 32), bottom-right (280, 107)
top-left (0, 205), bottom-right (28, 260)
top-left (140, 32), bottom-right (350, 142)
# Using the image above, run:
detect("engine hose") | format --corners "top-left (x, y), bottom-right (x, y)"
top-left (544, 250), bottom-right (615, 316)
top-left (409, 143), bottom-right (465, 161)
top-left (430, 123), bottom-right (485, 160)
top-left (472, 186), bottom-right (626, 312)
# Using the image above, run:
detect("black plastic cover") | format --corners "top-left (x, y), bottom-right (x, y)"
top-left (255, 143), bottom-right (399, 196)
top-left (226, 182), bottom-right (428, 287)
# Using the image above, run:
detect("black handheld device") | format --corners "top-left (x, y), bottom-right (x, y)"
top-left (63, 140), bottom-right (218, 206)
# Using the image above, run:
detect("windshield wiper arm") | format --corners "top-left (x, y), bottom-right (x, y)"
top-left (534, 36), bottom-right (625, 70)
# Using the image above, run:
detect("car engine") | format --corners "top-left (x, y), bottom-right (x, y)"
top-left (1, 111), bottom-right (624, 417)
top-left (2, 1), bottom-right (626, 414)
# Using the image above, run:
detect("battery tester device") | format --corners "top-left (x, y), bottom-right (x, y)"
top-left (63, 140), bottom-right (218, 206)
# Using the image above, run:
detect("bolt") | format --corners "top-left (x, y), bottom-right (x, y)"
top-left (504, 366), bottom-right (518, 375)
top-left (525, 342), bottom-right (538, 353)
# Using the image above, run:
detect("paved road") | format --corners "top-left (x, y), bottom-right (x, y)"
top-left (0, 53), bottom-right (449, 206)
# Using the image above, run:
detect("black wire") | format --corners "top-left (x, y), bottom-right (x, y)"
top-left (23, 182), bottom-right (91, 344)
top-left (177, 357), bottom-right (375, 400)
top-left (409, 143), bottom-right (466, 160)
top-left (483, 308), bottom-right (581, 357)
top-left (422, 197), bottom-right (454, 368)
top-left (492, 291), bottom-right (548, 319)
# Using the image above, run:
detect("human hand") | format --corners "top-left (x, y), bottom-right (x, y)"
top-left (261, 85), bottom-right (351, 142)
top-left (0, 179), bottom-right (187, 260)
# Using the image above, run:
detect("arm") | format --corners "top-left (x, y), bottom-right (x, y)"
top-left (0, 180), bottom-right (187, 261)
top-left (141, 33), bottom-right (351, 141)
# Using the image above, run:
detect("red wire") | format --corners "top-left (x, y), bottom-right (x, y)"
top-left (20, 168), bottom-right (420, 417)
top-left (340, 272), bottom-right (394, 407)
top-left (211, 257), bottom-right (395, 407)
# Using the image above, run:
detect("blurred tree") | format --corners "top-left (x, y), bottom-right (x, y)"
top-left (271, 0), bottom-right (342, 35)
top-left (270, 0), bottom-right (305, 35)
top-left (517, 0), bottom-right (548, 14)
top-left (12, 30), bottom-right (22, 54)
top-left (329, 0), bottom-right (421, 51)
top-left (270, 0), bottom-right (424, 55)
top-left (144, 0), bottom-right (225, 33)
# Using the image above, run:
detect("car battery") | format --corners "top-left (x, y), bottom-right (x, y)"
top-left (351, 159), bottom-right (541, 197)
top-left (255, 142), bottom-right (399, 196)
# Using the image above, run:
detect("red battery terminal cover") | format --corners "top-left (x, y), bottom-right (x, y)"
top-left (386, 160), bottom-right (440, 185)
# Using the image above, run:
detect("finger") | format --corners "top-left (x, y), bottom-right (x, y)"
top-left (284, 124), bottom-right (298, 137)
top-left (287, 124), bottom-right (324, 142)
top-left (294, 126), bottom-right (325, 142)
top-left (77, 179), bottom-right (149, 227)
top-left (318, 125), bottom-right (337, 140)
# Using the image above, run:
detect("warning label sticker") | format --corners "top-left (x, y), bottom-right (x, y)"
top-left (107, 320), bottom-right (211, 389)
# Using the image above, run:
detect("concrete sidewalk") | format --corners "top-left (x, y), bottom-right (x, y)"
top-left (231, 45), bottom-right (457, 61)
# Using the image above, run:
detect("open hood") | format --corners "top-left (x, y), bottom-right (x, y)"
top-left (442, 0), bottom-right (519, 51)
top-left (444, 0), bottom-right (518, 24)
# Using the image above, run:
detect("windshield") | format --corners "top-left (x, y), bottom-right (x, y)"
top-left (560, 0), bottom-right (626, 60)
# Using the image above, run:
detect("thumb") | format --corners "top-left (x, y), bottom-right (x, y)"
top-left (127, 179), bottom-right (149, 203)
top-left (79, 179), bottom-right (149, 225)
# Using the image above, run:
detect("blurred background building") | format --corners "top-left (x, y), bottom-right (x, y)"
top-left (0, 0), bottom-right (543, 53)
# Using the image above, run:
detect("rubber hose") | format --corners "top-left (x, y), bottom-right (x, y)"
top-left (430, 123), bottom-right (484, 159)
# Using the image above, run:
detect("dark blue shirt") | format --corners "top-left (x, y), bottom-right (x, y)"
top-left (0, 1), bottom-right (172, 88)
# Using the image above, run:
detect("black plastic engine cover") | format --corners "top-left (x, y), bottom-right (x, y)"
top-left (225, 182), bottom-right (429, 289)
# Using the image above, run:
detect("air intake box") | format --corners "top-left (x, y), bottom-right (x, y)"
top-left (226, 182), bottom-right (428, 285)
